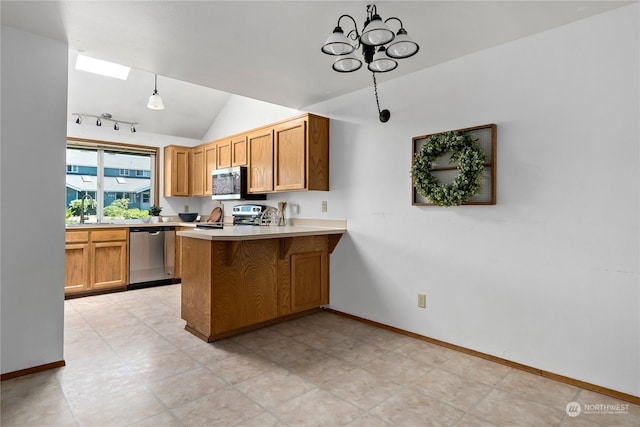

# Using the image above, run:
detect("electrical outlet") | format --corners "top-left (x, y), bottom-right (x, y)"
top-left (321, 201), bottom-right (328, 212)
top-left (184, 205), bottom-right (189, 213)
top-left (418, 294), bottom-right (426, 308)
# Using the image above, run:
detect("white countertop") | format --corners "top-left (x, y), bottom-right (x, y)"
top-left (176, 224), bottom-right (346, 241)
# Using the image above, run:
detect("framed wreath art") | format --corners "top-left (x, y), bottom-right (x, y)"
top-left (411, 124), bottom-right (496, 206)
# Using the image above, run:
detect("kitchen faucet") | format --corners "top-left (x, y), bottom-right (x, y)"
top-left (80, 193), bottom-right (95, 224)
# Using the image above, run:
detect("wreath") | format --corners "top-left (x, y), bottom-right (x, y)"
top-left (412, 131), bottom-right (486, 206)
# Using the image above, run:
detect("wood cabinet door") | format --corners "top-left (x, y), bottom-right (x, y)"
top-left (65, 243), bottom-right (90, 293)
top-left (92, 241), bottom-right (127, 289)
top-left (191, 147), bottom-right (204, 196)
top-left (217, 140), bottom-right (232, 169)
top-left (231, 136), bottom-right (247, 166)
top-left (274, 118), bottom-right (307, 191)
top-left (164, 146), bottom-right (190, 197)
top-left (247, 128), bottom-right (274, 193)
top-left (204, 143), bottom-right (217, 195)
top-left (290, 251), bottom-right (328, 312)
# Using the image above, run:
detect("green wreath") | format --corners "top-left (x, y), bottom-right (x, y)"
top-left (412, 131), bottom-right (486, 206)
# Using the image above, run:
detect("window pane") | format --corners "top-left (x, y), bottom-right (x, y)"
top-left (66, 148), bottom-right (98, 223)
top-left (66, 143), bottom-right (155, 223)
top-left (103, 152), bottom-right (151, 220)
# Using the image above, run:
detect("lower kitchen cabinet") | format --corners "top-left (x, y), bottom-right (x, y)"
top-left (181, 233), bottom-right (337, 341)
top-left (65, 228), bottom-right (128, 295)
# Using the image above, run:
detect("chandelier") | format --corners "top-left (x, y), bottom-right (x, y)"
top-left (321, 4), bottom-right (419, 122)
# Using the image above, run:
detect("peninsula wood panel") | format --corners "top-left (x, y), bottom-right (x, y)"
top-left (212, 240), bottom-right (279, 333)
top-left (181, 237), bottom-right (213, 337)
top-left (180, 233), bottom-right (338, 341)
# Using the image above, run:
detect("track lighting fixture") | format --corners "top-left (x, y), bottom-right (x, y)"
top-left (147, 74), bottom-right (165, 110)
top-left (73, 113), bottom-right (139, 133)
top-left (321, 4), bottom-right (419, 122)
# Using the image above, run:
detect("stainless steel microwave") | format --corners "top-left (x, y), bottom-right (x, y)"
top-left (211, 166), bottom-right (266, 201)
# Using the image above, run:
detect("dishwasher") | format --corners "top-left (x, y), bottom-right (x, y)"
top-left (128, 226), bottom-right (175, 290)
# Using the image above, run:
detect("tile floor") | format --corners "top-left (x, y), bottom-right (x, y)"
top-left (1, 284), bottom-right (638, 426)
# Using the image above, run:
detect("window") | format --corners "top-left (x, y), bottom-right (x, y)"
top-left (66, 139), bottom-right (159, 223)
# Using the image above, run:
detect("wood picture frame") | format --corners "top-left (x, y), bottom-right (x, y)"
top-left (411, 124), bottom-right (496, 206)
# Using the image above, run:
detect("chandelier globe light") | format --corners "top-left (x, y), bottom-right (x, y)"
top-left (321, 4), bottom-right (419, 122)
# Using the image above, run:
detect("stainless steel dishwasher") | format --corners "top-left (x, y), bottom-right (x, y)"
top-left (128, 226), bottom-right (175, 289)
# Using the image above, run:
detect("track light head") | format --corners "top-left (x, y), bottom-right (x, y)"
top-left (130, 125), bottom-right (136, 133)
top-left (96, 118), bottom-right (101, 126)
top-left (75, 116), bottom-right (82, 125)
top-left (114, 122), bottom-right (119, 131)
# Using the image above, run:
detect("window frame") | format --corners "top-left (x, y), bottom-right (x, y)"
top-left (66, 137), bottom-right (160, 219)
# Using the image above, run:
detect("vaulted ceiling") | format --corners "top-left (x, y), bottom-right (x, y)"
top-left (1, 1), bottom-right (629, 139)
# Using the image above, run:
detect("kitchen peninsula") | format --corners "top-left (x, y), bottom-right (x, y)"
top-left (177, 222), bottom-right (346, 341)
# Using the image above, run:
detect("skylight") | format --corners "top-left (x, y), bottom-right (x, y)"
top-left (75, 55), bottom-right (130, 80)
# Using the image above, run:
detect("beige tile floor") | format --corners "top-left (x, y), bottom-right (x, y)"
top-left (2, 284), bottom-right (639, 426)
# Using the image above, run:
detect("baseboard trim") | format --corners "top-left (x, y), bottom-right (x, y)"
top-left (1, 360), bottom-right (66, 381)
top-left (324, 308), bottom-right (640, 405)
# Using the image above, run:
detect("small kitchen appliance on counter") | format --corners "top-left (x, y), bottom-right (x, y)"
top-left (232, 204), bottom-right (267, 226)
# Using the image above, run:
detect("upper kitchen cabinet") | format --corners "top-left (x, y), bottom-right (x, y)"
top-left (217, 136), bottom-right (248, 170)
top-left (247, 128), bottom-right (275, 193)
top-left (191, 142), bottom-right (217, 197)
top-left (231, 136), bottom-right (248, 166)
top-left (164, 145), bottom-right (191, 197)
top-left (204, 143), bottom-right (217, 195)
top-left (191, 146), bottom-right (205, 196)
top-left (271, 113), bottom-right (330, 193)
top-left (216, 140), bottom-right (232, 169)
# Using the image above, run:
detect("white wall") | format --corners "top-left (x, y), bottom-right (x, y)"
top-left (203, 5), bottom-right (640, 396)
top-left (1, 27), bottom-right (68, 374)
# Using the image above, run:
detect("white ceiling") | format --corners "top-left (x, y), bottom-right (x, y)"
top-left (1, 1), bottom-right (630, 139)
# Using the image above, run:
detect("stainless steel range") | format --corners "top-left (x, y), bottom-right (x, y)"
top-left (232, 204), bottom-right (267, 226)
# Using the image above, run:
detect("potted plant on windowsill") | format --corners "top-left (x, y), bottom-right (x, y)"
top-left (149, 205), bottom-right (163, 223)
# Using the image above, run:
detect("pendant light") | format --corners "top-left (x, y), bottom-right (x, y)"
top-left (147, 74), bottom-right (165, 110)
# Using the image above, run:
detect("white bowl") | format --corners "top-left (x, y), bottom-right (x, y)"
top-left (162, 217), bottom-right (170, 222)
top-left (141, 217), bottom-right (151, 223)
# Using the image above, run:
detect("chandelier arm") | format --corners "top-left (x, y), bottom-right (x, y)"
top-left (337, 14), bottom-right (359, 34)
top-left (384, 16), bottom-right (404, 30)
